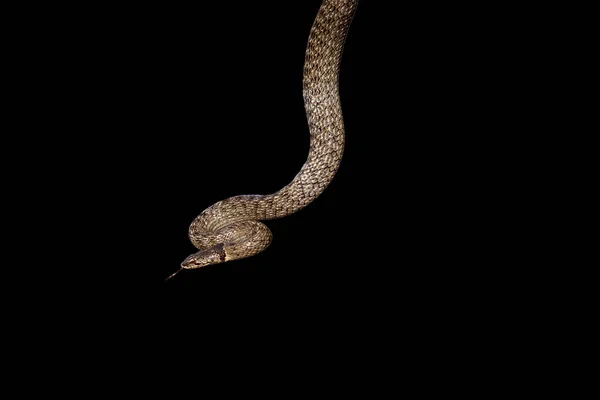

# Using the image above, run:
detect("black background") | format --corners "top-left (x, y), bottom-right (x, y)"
top-left (51, 1), bottom-right (532, 309)
top-left (11, 0), bottom-right (568, 386)
top-left (9, 0), bottom-right (588, 388)
top-left (26, 0), bottom-right (547, 335)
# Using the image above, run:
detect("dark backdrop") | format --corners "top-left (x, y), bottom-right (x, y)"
top-left (11, 0), bottom-right (559, 386)
top-left (53, 0), bottom-right (536, 330)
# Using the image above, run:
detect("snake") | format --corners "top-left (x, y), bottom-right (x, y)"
top-left (167, 0), bottom-right (359, 280)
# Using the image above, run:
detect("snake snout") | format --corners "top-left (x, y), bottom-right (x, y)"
top-left (181, 244), bottom-right (227, 269)
top-left (180, 253), bottom-right (198, 268)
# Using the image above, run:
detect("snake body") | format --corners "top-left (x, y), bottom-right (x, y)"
top-left (179, 0), bottom-right (359, 272)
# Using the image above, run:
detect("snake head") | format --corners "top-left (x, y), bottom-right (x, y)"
top-left (181, 244), bottom-right (226, 269)
top-left (181, 220), bottom-right (273, 275)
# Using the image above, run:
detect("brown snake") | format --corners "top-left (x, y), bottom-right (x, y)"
top-left (167, 0), bottom-right (359, 280)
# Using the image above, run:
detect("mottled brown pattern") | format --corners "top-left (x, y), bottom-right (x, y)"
top-left (181, 0), bottom-right (358, 272)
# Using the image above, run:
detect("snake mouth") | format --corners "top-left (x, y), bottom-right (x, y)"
top-left (167, 244), bottom-right (226, 280)
top-left (180, 252), bottom-right (206, 268)
top-left (181, 244), bottom-right (227, 269)
top-left (180, 253), bottom-right (197, 268)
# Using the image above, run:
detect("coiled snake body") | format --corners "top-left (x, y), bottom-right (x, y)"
top-left (169, 0), bottom-right (358, 278)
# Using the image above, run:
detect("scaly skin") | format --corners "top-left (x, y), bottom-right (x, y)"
top-left (180, 0), bottom-right (359, 273)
